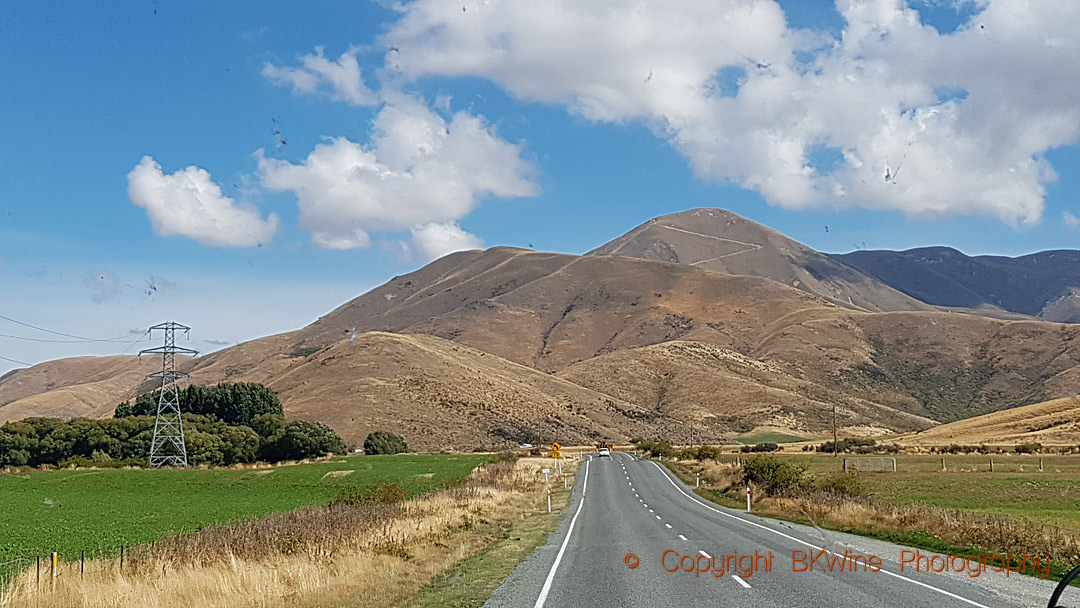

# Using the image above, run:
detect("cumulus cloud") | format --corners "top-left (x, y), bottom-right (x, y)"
top-left (409, 222), bottom-right (484, 259)
top-left (127, 156), bottom-right (280, 247)
top-left (258, 94), bottom-right (536, 255)
top-left (1066, 210), bottom-right (1080, 227)
top-left (263, 47), bottom-right (377, 106)
top-left (383, 0), bottom-right (1080, 226)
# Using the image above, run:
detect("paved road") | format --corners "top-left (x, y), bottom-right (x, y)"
top-left (486, 452), bottom-right (1061, 608)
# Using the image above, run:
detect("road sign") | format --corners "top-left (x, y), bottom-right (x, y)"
top-left (551, 442), bottom-right (561, 458)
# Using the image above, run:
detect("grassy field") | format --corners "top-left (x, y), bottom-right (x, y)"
top-left (0, 454), bottom-right (490, 570)
top-left (702, 452), bottom-right (1080, 530)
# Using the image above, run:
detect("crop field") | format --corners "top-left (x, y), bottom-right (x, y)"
top-left (715, 452), bottom-right (1080, 530)
top-left (0, 454), bottom-right (490, 578)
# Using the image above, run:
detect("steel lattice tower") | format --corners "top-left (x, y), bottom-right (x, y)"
top-left (140, 322), bottom-right (198, 467)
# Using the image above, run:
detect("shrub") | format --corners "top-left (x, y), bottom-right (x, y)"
top-left (742, 455), bottom-right (807, 496)
top-left (741, 442), bottom-right (779, 453)
top-left (363, 431), bottom-right (409, 455)
top-left (816, 472), bottom-right (866, 498)
top-left (261, 420), bottom-right (347, 461)
top-left (817, 438), bottom-right (876, 453)
top-left (334, 480), bottom-right (407, 506)
top-left (1015, 442), bottom-right (1042, 454)
top-left (636, 440), bottom-right (674, 458)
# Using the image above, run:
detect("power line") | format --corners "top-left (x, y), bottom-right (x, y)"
top-left (0, 332), bottom-right (141, 344)
top-left (0, 354), bottom-right (31, 366)
top-left (0, 314), bottom-right (134, 342)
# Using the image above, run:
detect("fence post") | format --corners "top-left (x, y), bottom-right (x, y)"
top-left (1040, 458), bottom-right (1044, 472)
top-left (50, 552), bottom-right (57, 591)
top-left (120, 545), bottom-right (124, 571)
top-left (36, 554), bottom-right (40, 588)
top-left (81, 550), bottom-right (84, 577)
top-left (990, 457), bottom-right (994, 472)
top-left (890, 458), bottom-right (896, 472)
top-left (941, 457), bottom-right (946, 472)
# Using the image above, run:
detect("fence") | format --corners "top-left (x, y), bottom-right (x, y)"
top-left (0, 546), bottom-right (135, 600)
top-left (843, 457), bottom-right (896, 472)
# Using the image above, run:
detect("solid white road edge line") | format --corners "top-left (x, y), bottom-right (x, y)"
top-left (649, 462), bottom-right (990, 608)
top-left (535, 459), bottom-right (591, 608)
top-left (732, 575), bottom-right (752, 589)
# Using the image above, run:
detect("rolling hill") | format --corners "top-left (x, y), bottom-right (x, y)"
top-left (3, 208), bottom-right (1080, 449)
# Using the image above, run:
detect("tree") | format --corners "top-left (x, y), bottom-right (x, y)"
top-left (115, 383), bottom-right (283, 426)
top-left (261, 420), bottom-right (346, 461)
top-left (363, 431), bottom-right (408, 455)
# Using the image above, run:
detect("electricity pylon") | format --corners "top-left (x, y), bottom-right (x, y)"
top-left (139, 322), bottom-right (198, 467)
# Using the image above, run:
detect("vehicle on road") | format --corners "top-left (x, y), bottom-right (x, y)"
top-left (598, 448), bottom-right (611, 458)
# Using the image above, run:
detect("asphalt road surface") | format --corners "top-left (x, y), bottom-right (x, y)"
top-left (485, 452), bottom-right (1062, 608)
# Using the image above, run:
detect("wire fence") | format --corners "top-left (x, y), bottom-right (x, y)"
top-left (0, 547), bottom-right (136, 600)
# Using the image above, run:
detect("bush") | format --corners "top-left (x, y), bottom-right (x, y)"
top-left (636, 440), bottom-right (674, 458)
top-left (334, 480), bottom-right (407, 506)
top-left (741, 442), bottom-right (779, 453)
top-left (261, 420), bottom-right (347, 461)
top-left (1015, 442), bottom-right (1043, 454)
top-left (742, 455), bottom-right (807, 496)
top-left (817, 438), bottom-right (876, 453)
top-left (363, 431), bottom-right (409, 455)
top-left (816, 472), bottom-right (865, 498)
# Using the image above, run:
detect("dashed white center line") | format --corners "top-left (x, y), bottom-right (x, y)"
top-left (678, 535), bottom-right (687, 541)
top-left (698, 550), bottom-right (711, 558)
top-left (732, 575), bottom-right (751, 589)
top-left (648, 509), bottom-right (654, 513)
top-left (643, 504), bottom-right (648, 508)
top-left (664, 523), bottom-right (672, 529)
top-left (655, 515), bottom-right (661, 520)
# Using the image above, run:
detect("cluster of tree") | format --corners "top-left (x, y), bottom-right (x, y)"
top-left (740, 442), bottom-right (779, 453)
top-left (363, 431), bottom-right (408, 455)
top-left (115, 383), bottom-right (282, 425)
top-left (814, 438), bottom-right (899, 454)
top-left (0, 383), bottom-right (346, 468)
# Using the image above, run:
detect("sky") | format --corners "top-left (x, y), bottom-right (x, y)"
top-left (2, 0), bottom-right (1080, 374)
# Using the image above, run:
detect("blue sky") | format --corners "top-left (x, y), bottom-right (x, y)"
top-left (2, 0), bottom-right (1079, 373)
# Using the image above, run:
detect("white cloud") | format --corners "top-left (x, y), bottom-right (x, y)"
top-left (258, 94), bottom-right (536, 255)
top-left (409, 222), bottom-right (484, 259)
top-left (127, 156), bottom-right (280, 247)
top-left (263, 47), bottom-right (377, 106)
top-left (1066, 210), bottom-right (1080, 227)
top-left (383, 0), bottom-right (1080, 226)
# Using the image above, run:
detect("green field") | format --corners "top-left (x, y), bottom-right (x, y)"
top-left (0, 454), bottom-right (490, 571)
top-left (715, 453), bottom-right (1080, 530)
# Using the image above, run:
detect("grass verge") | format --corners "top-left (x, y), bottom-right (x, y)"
top-left (407, 462), bottom-right (577, 608)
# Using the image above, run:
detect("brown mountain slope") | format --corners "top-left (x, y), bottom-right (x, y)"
top-left (0, 332), bottom-right (663, 449)
top-left (897, 397), bottom-right (1080, 445)
top-left (0, 355), bottom-right (158, 409)
top-left (556, 340), bottom-right (935, 442)
top-left (588, 208), bottom-right (936, 313)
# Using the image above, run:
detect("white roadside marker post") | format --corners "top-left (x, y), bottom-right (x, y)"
top-left (746, 487), bottom-right (751, 513)
top-left (547, 488), bottom-right (552, 513)
top-left (696, 473), bottom-right (700, 488)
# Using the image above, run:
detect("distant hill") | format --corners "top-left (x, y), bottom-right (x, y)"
top-left (833, 247), bottom-right (1080, 323)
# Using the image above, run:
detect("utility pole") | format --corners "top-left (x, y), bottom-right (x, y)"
top-left (139, 322), bottom-right (198, 467)
top-left (689, 419), bottom-right (694, 448)
top-left (832, 401), bottom-right (838, 458)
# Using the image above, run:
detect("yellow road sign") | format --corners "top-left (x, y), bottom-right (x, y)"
top-left (551, 442), bottom-right (561, 451)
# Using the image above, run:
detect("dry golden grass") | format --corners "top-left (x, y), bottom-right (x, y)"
top-left (753, 494), bottom-right (1080, 566)
top-left (896, 396), bottom-right (1080, 446)
top-left (0, 458), bottom-right (569, 608)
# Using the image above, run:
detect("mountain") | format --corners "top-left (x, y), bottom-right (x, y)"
top-left (587, 208), bottom-right (935, 313)
top-left (897, 396), bottom-right (1080, 446)
top-left (5, 208), bottom-right (1080, 448)
top-left (833, 247), bottom-right (1080, 323)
